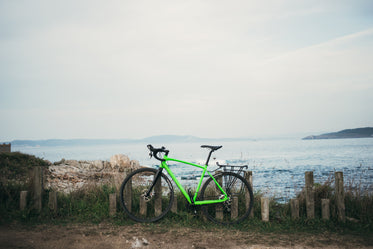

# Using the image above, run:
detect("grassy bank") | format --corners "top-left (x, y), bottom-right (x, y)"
top-left (1, 182), bottom-right (372, 236)
top-left (1, 152), bottom-right (372, 236)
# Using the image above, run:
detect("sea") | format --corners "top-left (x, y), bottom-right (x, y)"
top-left (13, 138), bottom-right (373, 202)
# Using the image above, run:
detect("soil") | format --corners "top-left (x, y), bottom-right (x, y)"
top-left (0, 222), bottom-right (372, 249)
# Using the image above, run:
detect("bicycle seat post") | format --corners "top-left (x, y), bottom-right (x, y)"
top-left (201, 145), bottom-right (222, 166)
top-left (205, 150), bottom-right (213, 166)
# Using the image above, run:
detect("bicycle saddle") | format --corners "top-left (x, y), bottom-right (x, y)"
top-left (201, 145), bottom-right (222, 151)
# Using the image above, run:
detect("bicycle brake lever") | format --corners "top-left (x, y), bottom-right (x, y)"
top-left (149, 152), bottom-right (153, 159)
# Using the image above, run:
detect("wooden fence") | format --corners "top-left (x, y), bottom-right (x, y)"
top-left (261, 171), bottom-right (345, 222)
top-left (20, 167), bottom-right (346, 222)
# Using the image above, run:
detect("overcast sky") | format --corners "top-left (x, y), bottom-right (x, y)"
top-left (1, 0), bottom-right (372, 140)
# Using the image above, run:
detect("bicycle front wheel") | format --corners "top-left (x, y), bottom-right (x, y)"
top-left (119, 167), bottom-right (174, 222)
top-left (200, 172), bottom-right (253, 225)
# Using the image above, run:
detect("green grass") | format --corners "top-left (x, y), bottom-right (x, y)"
top-left (1, 182), bottom-right (372, 236)
top-left (0, 152), bottom-right (49, 180)
top-left (0, 152), bottom-right (372, 235)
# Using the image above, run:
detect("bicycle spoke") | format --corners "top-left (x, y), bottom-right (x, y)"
top-left (201, 172), bottom-right (253, 225)
top-left (120, 168), bottom-right (174, 222)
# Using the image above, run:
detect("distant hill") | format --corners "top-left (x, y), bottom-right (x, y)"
top-left (8, 139), bottom-right (135, 147)
top-left (6, 135), bottom-right (253, 147)
top-left (302, 127), bottom-right (373, 140)
top-left (140, 135), bottom-right (203, 143)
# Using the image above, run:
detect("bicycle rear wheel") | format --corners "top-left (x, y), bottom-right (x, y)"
top-left (119, 167), bottom-right (174, 222)
top-left (200, 172), bottom-right (253, 225)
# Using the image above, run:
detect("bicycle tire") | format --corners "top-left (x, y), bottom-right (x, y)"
top-left (119, 167), bottom-right (174, 222)
top-left (200, 171), bottom-right (253, 225)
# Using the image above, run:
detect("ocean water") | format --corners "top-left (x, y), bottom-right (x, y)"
top-left (13, 138), bottom-right (373, 201)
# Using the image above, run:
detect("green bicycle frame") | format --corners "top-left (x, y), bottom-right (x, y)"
top-left (159, 155), bottom-right (228, 205)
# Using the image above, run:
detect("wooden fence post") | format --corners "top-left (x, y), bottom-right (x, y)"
top-left (48, 191), bottom-right (57, 213)
top-left (244, 171), bottom-right (254, 218)
top-left (231, 196), bottom-right (238, 219)
top-left (335, 172), bottom-right (345, 222)
top-left (140, 196), bottom-right (147, 216)
top-left (305, 171), bottom-right (315, 219)
top-left (124, 169), bottom-right (132, 212)
top-left (261, 197), bottom-right (269, 222)
top-left (321, 199), bottom-right (330, 220)
top-left (216, 172), bottom-right (223, 220)
top-left (109, 193), bottom-right (116, 216)
top-left (171, 194), bottom-right (177, 213)
top-left (290, 199), bottom-right (299, 219)
top-left (20, 191), bottom-right (28, 210)
top-left (33, 166), bottom-right (43, 211)
top-left (154, 176), bottom-right (162, 217)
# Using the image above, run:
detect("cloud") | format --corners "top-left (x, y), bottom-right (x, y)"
top-left (0, 0), bottom-right (372, 140)
top-left (257, 28), bottom-right (373, 90)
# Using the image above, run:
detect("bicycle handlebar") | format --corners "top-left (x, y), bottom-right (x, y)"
top-left (147, 144), bottom-right (169, 161)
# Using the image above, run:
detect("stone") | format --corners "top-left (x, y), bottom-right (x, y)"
top-left (110, 154), bottom-right (130, 169)
top-left (130, 160), bottom-right (140, 169)
top-left (54, 158), bottom-right (65, 165)
top-left (103, 161), bottom-right (111, 169)
top-left (65, 160), bottom-right (80, 167)
top-left (91, 160), bottom-right (104, 170)
top-left (44, 154), bottom-right (141, 193)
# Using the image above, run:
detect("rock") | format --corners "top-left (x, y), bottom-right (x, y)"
top-left (130, 160), bottom-right (140, 169)
top-left (91, 160), bottom-right (104, 170)
top-left (131, 237), bottom-right (149, 248)
top-left (110, 154), bottom-right (130, 169)
top-left (54, 158), bottom-right (65, 165)
top-left (103, 161), bottom-right (111, 168)
top-left (65, 160), bottom-right (80, 167)
top-left (131, 237), bottom-right (142, 248)
top-left (142, 238), bottom-right (149, 245)
top-left (44, 154), bottom-right (141, 193)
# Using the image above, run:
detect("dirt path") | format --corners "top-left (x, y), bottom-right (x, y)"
top-left (0, 223), bottom-right (372, 249)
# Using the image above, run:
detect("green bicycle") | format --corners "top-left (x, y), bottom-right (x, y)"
top-left (119, 144), bottom-right (254, 225)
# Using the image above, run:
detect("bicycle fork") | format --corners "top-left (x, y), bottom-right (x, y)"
top-left (144, 168), bottom-right (163, 200)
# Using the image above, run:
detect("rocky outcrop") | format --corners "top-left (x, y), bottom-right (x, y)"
top-left (302, 127), bottom-right (373, 140)
top-left (44, 154), bottom-right (142, 193)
